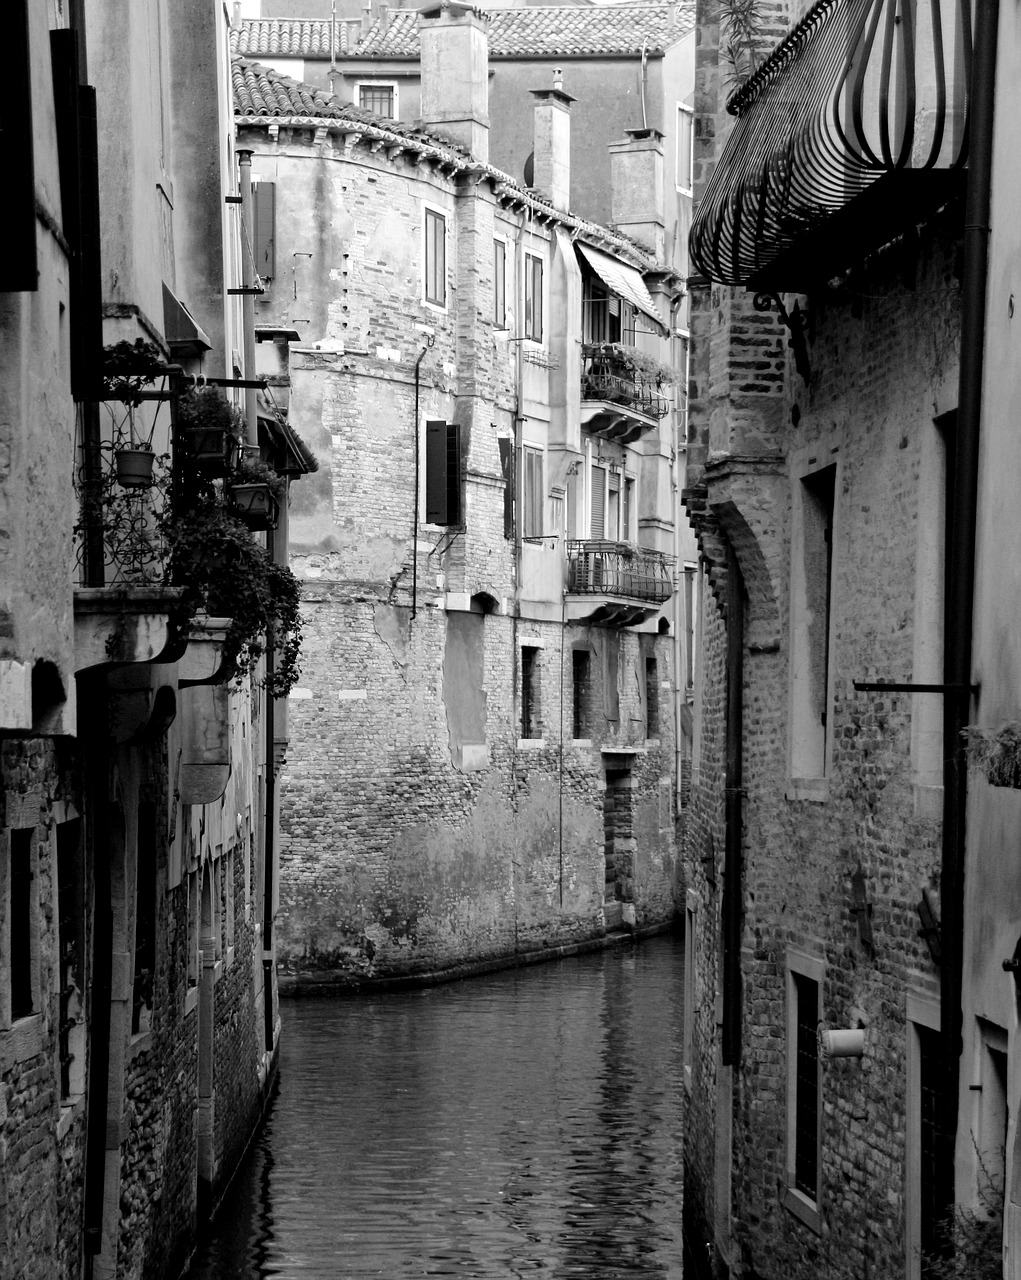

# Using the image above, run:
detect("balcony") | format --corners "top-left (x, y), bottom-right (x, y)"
top-left (566, 540), bottom-right (675, 627)
top-left (580, 344), bottom-right (671, 444)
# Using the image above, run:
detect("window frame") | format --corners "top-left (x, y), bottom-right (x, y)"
top-left (676, 101), bottom-right (695, 195)
top-left (494, 236), bottom-right (508, 330)
top-left (423, 205), bottom-right (447, 310)
top-left (519, 642), bottom-right (543, 743)
top-left (522, 445), bottom-right (544, 540)
top-left (356, 80), bottom-right (398, 119)
top-left (906, 993), bottom-right (941, 1280)
top-left (783, 949), bottom-right (824, 1231)
top-left (524, 251), bottom-right (544, 344)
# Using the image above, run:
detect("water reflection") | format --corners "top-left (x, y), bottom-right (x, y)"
top-left (186, 933), bottom-right (685, 1279)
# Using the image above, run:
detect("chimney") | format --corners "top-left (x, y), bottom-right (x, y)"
top-left (529, 68), bottom-right (574, 213)
top-left (417, 1), bottom-right (490, 162)
top-left (608, 128), bottom-right (665, 257)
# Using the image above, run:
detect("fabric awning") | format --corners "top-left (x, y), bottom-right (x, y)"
top-left (576, 243), bottom-right (666, 334)
top-left (689, 0), bottom-right (970, 289)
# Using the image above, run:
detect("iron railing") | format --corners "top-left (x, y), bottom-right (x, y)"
top-left (566, 540), bottom-right (675, 603)
top-left (580, 346), bottom-right (670, 420)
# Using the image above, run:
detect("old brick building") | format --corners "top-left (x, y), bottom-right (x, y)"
top-left (678, 0), bottom-right (1021, 1272)
top-left (1, 3), bottom-right (310, 1278)
top-left (234, 1), bottom-right (688, 987)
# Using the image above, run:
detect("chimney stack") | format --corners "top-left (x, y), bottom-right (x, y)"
top-left (608, 128), bottom-right (665, 257)
top-left (417, 1), bottom-right (490, 162)
top-left (529, 68), bottom-right (574, 213)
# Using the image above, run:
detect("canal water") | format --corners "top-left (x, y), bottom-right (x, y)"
top-left (186, 932), bottom-right (686, 1279)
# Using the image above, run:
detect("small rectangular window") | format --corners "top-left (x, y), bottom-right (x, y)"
top-left (425, 208), bottom-right (446, 307)
top-left (791, 464), bottom-right (836, 779)
top-left (359, 83), bottom-right (394, 118)
top-left (524, 253), bottom-right (543, 342)
top-left (645, 657), bottom-right (659, 738)
top-left (10, 829), bottom-right (35, 1021)
top-left (572, 649), bottom-right (591, 739)
top-left (677, 103), bottom-right (694, 192)
top-left (494, 239), bottom-right (506, 329)
top-left (522, 446), bottom-right (544, 540)
top-left (792, 971), bottom-right (820, 1200)
top-left (521, 646), bottom-right (541, 739)
top-left (425, 420), bottom-right (461, 525)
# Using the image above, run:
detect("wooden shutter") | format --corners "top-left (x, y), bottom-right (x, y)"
top-left (425, 421), bottom-right (461, 525)
top-left (499, 437), bottom-right (514, 540)
top-left (590, 465), bottom-right (606, 537)
top-left (253, 182), bottom-right (276, 281)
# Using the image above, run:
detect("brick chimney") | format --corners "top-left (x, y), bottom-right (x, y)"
top-left (417, 1), bottom-right (490, 163)
top-left (529, 68), bottom-right (574, 213)
top-left (608, 128), bottom-right (665, 257)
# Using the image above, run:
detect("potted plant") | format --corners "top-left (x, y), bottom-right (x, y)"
top-left (177, 386), bottom-right (243, 476)
top-left (166, 498), bottom-right (303, 697)
top-left (229, 453), bottom-right (286, 531)
top-left (102, 340), bottom-right (169, 488)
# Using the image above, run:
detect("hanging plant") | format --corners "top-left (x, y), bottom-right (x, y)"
top-left (229, 454), bottom-right (286, 531)
top-left (166, 498), bottom-right (302, 697)
top-left (583, 342), bottom-right (680, 387)
top-left (177, 386), bottom-right (244, 476)
top-left (962, 723), bottom-right (1021, 789)
top-left (101, 339), bottom-right (168, 407)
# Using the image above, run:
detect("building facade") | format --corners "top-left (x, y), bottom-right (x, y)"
top-left (677, 0), bottom-right (1021, 1272)
top-left (235, 1), bottom-right (687, 987)
top-left (1, 2), bottom-right (310, 1277)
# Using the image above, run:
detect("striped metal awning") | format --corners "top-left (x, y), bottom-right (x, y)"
top-left (689, 0), bottom-right (971, 289)
top-left (576, 243), bottom-right (667, 333)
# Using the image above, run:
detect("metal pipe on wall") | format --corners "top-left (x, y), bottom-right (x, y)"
top-left (938, 0), bottom-right (1000, 1226)
top-left (721, 547), bottom-right (744, 1067)
top-left (237, 148), bottom-right (259, 445)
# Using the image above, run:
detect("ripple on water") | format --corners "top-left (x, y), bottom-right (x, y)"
top-left (186, 933), bottom-right (686, 1280)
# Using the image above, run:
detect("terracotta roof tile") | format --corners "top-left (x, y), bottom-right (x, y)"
top-left (231, 4), bottom-right (695, 61)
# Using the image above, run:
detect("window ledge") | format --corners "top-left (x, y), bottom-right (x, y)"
top-left (781, 1185), bottom-right (822, 1234)
top-left (1, 1014), bottom-right (44, 1065)
top-left (517, 738), bottom-right (546, 750)
top-left (571, 738), bottom-right (593, 748)
top-left (185, 985), bottom-right (199, 1016)
top-left (128, 1029), bottom-right (153, 1061)
top-left (226, 944), bottom-right (235, 970)
top-left (786, 777), bottom-right (829, 802)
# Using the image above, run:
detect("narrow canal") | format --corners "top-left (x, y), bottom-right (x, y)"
top-left (186, 931), bottom-right (686, 1279)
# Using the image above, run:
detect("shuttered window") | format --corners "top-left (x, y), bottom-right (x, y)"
top-left (590, 465), bottom-right (606, 538)
top-left (522, 447), bottom-right (543, 539)
top-left (425, 209), bottom-right (446, 307)
top-left (793, 972), bottom-right (820, 1199)
top-left (425, 421), bottom-right (461, 525)
top-left (524, 253), bottom-right (543, 342)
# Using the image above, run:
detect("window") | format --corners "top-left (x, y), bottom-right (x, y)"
top-left (907, 999), bottom-right (942, 1280)
top-left (424, 208), bottom-right (446, 307)
top-left (57, 818), bottom-right (84, 1098)
top-left (253, 181), bottom-right (276, 282)
top-left (791, 463), bottom-right (836, 781)
top-left (623, 476), bottom-right (635, 542)
top-left (572, 649), bottom-right (591, 739)
top-left (683, 563), bottom-right (697, 691)
top-left (524, 252), bottom-right (543, 342)
top-left (494, 239), bottom-right (507, 329)
top-left (683, 891), bottom-right (698, 1085)
top-left (9, 828), bottom-right (36, 1022)
top-left (608, 470), bottom-right (621, 540)
top-left (132, 803), bottom-right (157, 1035)
top-left (425, 420), bottom-right (461, 525)
top-left (521, 646), bottom-right (541, 739)
top-left (677, 103), bottom-right (694, 193)
top-left (590, 463), bottom-right (606, 538)
top-left (645, 656), bottom-right (659, 738)
top-left (785, 955), bottom-right (823, 1223)
top-left (522, 446), bottom-right (543, 539)
top-left (358, 82), bottom-right (395, 118)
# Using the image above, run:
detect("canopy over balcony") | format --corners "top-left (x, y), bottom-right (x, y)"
top-left (690, 0), bottom-right (970, 290)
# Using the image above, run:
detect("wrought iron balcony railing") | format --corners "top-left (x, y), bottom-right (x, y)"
top-left (566, 540), bottom-right (675, 604)
top-left (580, 346), bottom-right (670, 421)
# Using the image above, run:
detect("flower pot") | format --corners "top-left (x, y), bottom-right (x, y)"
top-left (230, 482), bottom-right (279, 531)
top-left (181, 426), bottom-right (239, 477)
top-left (115, 447), bottom-right (156, 488)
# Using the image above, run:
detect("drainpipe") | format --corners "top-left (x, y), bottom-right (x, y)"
top-left (411, 339), bottom-right (433, 621)
top-left (721, 546), bottom-right (744, 1066)
top-left (939, 0), bottom-right (999, 1226)
top-left (238, 149), bottom-right (259, 445)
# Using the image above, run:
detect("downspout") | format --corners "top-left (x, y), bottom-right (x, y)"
top-left (939, 0), bottom-right (998, 1224)
top-left (411, 339), bottom-right (432, 622)
top-left (721, 546), bottom-right (744, 1066)
top-left (238, 149), bottom-right (259, 445)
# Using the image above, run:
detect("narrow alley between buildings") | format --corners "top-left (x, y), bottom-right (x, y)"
top-left (184, 933), bottom-right (686, 1280)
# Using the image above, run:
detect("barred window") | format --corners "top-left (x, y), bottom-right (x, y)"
top-left (359, 84), bottom-right (394, 118)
